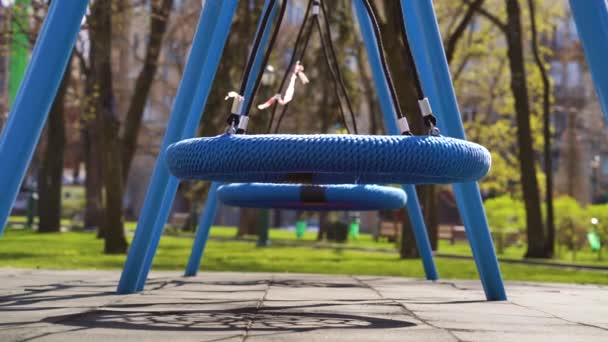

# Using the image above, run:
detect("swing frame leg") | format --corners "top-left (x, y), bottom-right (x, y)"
top-left (400, 0), bottom-right (506, 301)
top-left (0, 1), bottom-right (89, 237)
top-left (134, 176), bottom-right (179, 291)
top-left (353, 0), bottom-right (439, 282)
top-left (117, 0), bottom-right (239, 294)
top-left (133, 0), bottom-right (279, 289)
top-left (185, 182), bottom-right (221, 276)
top-left (569, 0), bottom-right (608, 125)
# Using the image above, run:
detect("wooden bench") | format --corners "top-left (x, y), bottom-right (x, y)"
top-left (378, 220), bottom-right (400, 242)
top-left (167, 212), bottom-right (190, 231)
top-left (438, 225), bottom-right (467, 244)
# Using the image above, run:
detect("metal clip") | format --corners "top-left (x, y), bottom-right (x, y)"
top-left (225, 91), bottom-right (245, 115)
top-left (237, 116), bottom-right (249, 132)
top-left (312, 0), bottom-right (320, 16)
top-left (418, 98), bottom-right (432, 117)
top-left (226, 125), bottom-right (237, 135)
top-left (397, 117), bottom-right (410, 135)
top-left (418, 97), bottom-right (440, 136)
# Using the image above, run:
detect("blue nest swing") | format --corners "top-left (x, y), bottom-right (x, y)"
top-left (165, 133), bottom-right (491, 185)
top-left (217, 183), bottom-right (408, 211)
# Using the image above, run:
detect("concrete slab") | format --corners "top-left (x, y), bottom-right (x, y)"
top-left (0, 269), bottom-right (606, 341)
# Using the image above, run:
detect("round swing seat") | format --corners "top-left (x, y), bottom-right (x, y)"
top-left (166, 134), bottom-right (491, 185)
top-left (217, 183), bottom-right (407, 211)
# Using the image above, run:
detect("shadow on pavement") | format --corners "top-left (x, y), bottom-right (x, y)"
top-left (44, 307), bottom-right (415, 332)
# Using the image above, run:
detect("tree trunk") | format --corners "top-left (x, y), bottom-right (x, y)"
top-left (121, 0), bottom-right (174, 182)
top-left (83, 126), bottom-right (105, 233)
top-left (505, 0), bottom-right (547, 258)
top-left (399, 208), bottom-right (417, 258)
top-left (237, 208), bottom-right (259, 236)
top-left (379, 0), bottom-right (432, 257)
top-left (90, 0), bottom-right (127, 254)
top-left (419, 184), bottom-right (438, 250)
top-left (317, 212), bottom-right (328, 241)
top-left (527, 0), bottom-right (554, 257)
top-left (355, 39), bottom-right (381, 135)
top-left (75, 34), bottom-right (105, 235)
top-left (80, 62), bottom-right (105, 234)
top-left (37, 59), bottom-right (69, 233)
top-left (315, 74), bottom-right (333, 241)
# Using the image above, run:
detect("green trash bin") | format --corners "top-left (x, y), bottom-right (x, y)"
top-left (588, 231), bottom-right (601, 252)
top-left (349, 219), bottom-right (360, 240)
top-left (295, 220), bottom-right (307, 239)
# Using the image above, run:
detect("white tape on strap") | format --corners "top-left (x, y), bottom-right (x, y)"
top-left (237, 116), bottom-right (249, 131)
top-left (397, 117), bottom-right (410, 133)
top-left (225, 91), bottom-right (245, 115)
top-left (418, 98), bottom-right (433, 117)
top-left (257, 61), bottom-right (309, 110)
top-left (312, 1), bottom-right (320, 15)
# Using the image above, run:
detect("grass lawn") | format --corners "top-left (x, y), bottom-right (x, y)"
top-left (0, 227), bottom-right (607, 286)
top-left (207, 226), bottom-right (608, 266)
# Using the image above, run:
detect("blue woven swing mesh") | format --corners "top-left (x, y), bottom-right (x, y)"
top-left (217, 183), bottom-right (408, 211)
top-left (166, 134), bottom-right (491, 185)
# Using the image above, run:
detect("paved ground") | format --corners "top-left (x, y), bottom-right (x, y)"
top-left (0, 269), bottom-right (607, 341)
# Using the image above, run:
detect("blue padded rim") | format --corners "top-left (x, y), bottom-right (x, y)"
top-left (217, 183), bottom-right (408, 211)
top-left (166, 134), bottom-right (491, 184)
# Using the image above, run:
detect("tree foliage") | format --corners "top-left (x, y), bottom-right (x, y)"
top-left (553, 196), bottom-right (586, 258)
top-left (484, 195), bottom-right (525, 253)
top-left (436, 0), bottom-right (563, 198)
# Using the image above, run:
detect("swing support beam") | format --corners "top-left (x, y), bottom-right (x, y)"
top-left (18, 0), bottom-right (606, 302)
top-left (399, 0), bottom-right (506, 301)
top-left (131, 0), bottom-right (280, 292)
top-left (0, 1), bottom-right (89, 237)
top-left (119, 0), bottom-right (240, 293)
top-left (569, 0), bottom-right (608, 125)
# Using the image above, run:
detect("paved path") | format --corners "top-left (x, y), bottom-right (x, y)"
top-left (0, 269), bottom-right (607, 341)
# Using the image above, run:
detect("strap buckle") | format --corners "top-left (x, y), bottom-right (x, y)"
top-left (418, 98), bottom-right (440, 136)
top-left (225, 91), bottom-right (244, 115)
top-left (312, 0), bottom-right (320, 16)
top-left (225, 91), bottom-right (245, 134)
top-left (397, 117), bottom-right (411, 135)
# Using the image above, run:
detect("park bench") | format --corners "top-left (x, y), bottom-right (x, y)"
top-left (167, 212), bottom-right (190, 231)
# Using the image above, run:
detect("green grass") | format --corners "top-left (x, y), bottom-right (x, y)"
top-left (206, 226), bottom-right (608, 266)
top-left (206, 226), bottom-right (397, 250)
top-left (436, 239), bottom-right (608, 266)
top-left (1, 228), bottom-right (607, 286)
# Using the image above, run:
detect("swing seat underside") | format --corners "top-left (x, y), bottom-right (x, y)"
top-left (217, 183), bottom-right (408, 211)
top-left (166, 134), bottom-right (491, 185)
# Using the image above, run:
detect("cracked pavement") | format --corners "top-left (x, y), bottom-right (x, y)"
top-left (0, 269), bottom-right (606, 341)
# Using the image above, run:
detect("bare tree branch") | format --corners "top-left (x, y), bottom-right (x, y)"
top-left (464, 0), bottom-right (507, 33)
top-left (445, 0), bottom-right (485, 63)
top-left (120, 0), bottom-right (174, 182)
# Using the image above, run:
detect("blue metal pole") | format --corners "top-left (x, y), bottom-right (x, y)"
top-left (184, 182), bottom-right (220, 276)
top-left (176, 0), bottom-right (279, 280)
top-left (0, 1), bottom-right (89, 237)
top-left (118, 0), bottom-right (239, 294)
top-left (397, 0), bottom-right (487, 290)
top-left (400, 0), bottom-right (506, 301)
top-left (353, 0), bottom-right (438, 281)
top-left (134, 176), bottom-right (178, 291)
top-left (133, 0), bottom-right (278, 291)
top-left (569, 0), bottom-right (608, 125)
